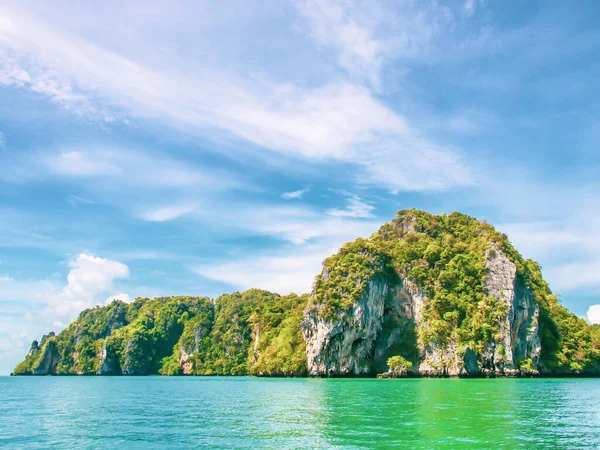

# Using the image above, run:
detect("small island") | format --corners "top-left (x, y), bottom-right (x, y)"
top-left (13, 209), bottom-right (600, 378)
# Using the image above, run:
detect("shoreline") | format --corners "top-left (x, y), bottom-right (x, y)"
top-left (9, 372), bottom-right (600, 378)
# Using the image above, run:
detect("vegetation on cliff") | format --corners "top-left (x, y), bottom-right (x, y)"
top-left (160, 289), bottom-right (308, 376)
top-left (13, 291), bottom-right (308, 376)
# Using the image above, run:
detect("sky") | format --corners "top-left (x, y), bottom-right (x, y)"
top-left (1, 0), bottom-right (599, 374)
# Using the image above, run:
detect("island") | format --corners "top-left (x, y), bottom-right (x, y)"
top-left (13, 209), bottom-right (600, 377)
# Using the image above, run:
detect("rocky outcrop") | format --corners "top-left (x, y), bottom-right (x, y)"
top-left (302, 246), bottom-right (543, 378)
top-left (176, 320), bottom-right (212, 375)
top-left (102, 305), bottom-right (128, 337)
top-left (482, 246), bottom-right (541, 375)
top-left (27, 340), bottom-right (40, 357)
top-left (97, 342), bottom-right (120, 375)
top-left (33, 338), bottom-right (61, 375)
top-left (301, 272), bottom-right (390, 376)
top-left (178, 348), bottom-right (193, 375)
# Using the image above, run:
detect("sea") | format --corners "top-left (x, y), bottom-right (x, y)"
top-left (1, 377), bottom-right (599, 449)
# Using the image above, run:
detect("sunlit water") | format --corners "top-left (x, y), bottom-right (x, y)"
top-left (1, 377), bottom-right (599, 449)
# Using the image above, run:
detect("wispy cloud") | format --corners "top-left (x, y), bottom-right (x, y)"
top-left (463, 0), bottom-right (479, 17)
top-left (49, 151), bottom-right (121, 176)
top-left (193, 200), bottom-right (382, 293)
top-left (141, 203), bottom-right (198, 222)
top-left (0, 50), bottom-right (116, 122)
top-left (0, 131), bottom-right (5, 147)
top-left (192, 203), bottom-right (381, 294)
top-left (296, 0), bottom-right (384, 87)
top-left (65, 195), bottom-right (95, 208)
top-left (212, 202), bottom-right (380, 245)
top-left (498, 213), bottom-right (600, 294)
top-left (327, 194), bottom-right (375, 218)
top-left (193, 248), bottom-right (327, 295)
top-left (281, 188), bottom-right (310, 200)
top-left (295, 0), bottom-right (456, 87)
top-left (0, 5), bottom-right (470, 193)
top-left (544, 260), bottom-right (600, 293)
top-left (438, 108), bottom-right (499, 135)
top-left (37, 147), bottom-right (245, 191)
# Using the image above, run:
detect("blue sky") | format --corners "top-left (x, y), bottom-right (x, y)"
top-left (1, 0), bottom-right (600, 374)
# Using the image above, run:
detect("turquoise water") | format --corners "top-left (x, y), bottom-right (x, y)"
top-left (1, 377), bottom-right (599, 449)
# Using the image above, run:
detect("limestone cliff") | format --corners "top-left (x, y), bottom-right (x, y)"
top-left (302, 269), bottom-right (390, 376)
top-left (301, 210), bottom-right (576, 377)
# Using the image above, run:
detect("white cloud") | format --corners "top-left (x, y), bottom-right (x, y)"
top-left (40, 148), bottom-right (242, 191)
top-left (0, 51), bottom-right (107, 119)
top-left (0, 254), bottom-right (130, 317)
top-left (0, 254), bottom-right (129, 374)
top-left (498, 222), bottom-right (592, 262)
top-left (0, 275), bottom-right (55, 307)
top-left (193, 211), bottom-right (378, 293)
top-left (544, 260), bottom-right (600, 293)
top-left (193, 202), bottom-right (382, 293)
top-left (463, 0), bottom-right (483, 17)
top-left (464, 0), bottom-right (476, 16)
top-left (215, 202), bottom-right (380, 245)
top-left (498, 214), bottom-right (600, 293)
top-left (587, 305), bottom-right (600, 325)
top-left (357, 136), bottom-right (470, 192)
top-left (0, 131), bottom-right (5, 147)
top-left (48, 254), bottom-right (130, 316)
top-left (296, 0), bottom-right (455, 87)
top-left (281, 188), bottom-right (310, 200)
top-left (296, 0), bottom-right (384, 86)
top-left (105, 292), bottom-right (131, 304)
top-left (194, 249), bottom-right (327, 295)
top-left (141, 203), bottom-right (198, 222)
top-left (49, 151), bottom-right (121, 176)
top-left (327, 195), bottom-right (374, 218)
top-left (0, 6), bottom-right (470, 193)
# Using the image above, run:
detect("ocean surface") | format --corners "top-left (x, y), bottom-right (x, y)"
top-left (1, 377), bottom-right (599, 449)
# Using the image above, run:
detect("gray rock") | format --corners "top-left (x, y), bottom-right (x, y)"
top-left (33, 340), bottom-right (60, 375)
top-left (484, 245), bottom-right (541, 373)
top-left (301, 272), bottom-right (389, 376)
top-left (97, 342), bottom-right (120, 375)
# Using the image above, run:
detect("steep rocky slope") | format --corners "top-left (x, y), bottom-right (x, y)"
top-left (13, 209), bottom-right (600, 377)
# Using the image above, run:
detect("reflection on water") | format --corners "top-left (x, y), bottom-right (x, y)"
top-left (1, 377), bottom-right (599, 449)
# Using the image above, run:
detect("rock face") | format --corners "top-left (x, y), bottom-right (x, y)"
top-left (32, 338), bottom-right (61, 375)
top-left (301, 271), bottom-right (390, 376)
top-left (177, 319), bottom-right (212, 375)
top-left (301, 246), bottom-right (543, 378)
top-left (482, 246), bottom-right (541, 374)
top-left (97, 343), bottom-right (120, 375)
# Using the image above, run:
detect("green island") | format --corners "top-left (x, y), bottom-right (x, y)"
top-left (13, 210), bottom-right (600, 377)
